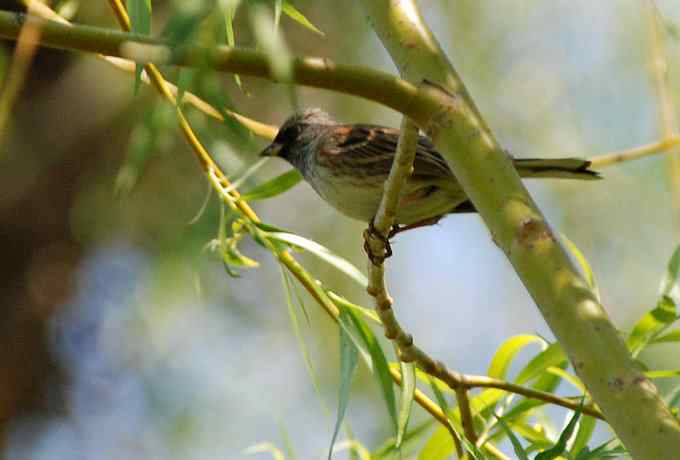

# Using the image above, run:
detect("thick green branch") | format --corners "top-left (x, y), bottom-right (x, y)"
top-left (359, 1), bottom-right (680, 458)
top-left (0, 11), bottom-right (440, 127)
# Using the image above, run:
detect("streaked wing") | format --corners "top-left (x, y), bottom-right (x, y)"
top-left (321, 124), bottom-right (453, 179)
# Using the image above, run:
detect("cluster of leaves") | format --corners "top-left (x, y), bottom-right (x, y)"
top-left (195, 133), bottom-right (680, 458)
top-left (231, 234), bottom-right (680, 459)
top-left (107, 1), bottom-right (680, 459)
top-left (118, 0), bottom-right (323, 188)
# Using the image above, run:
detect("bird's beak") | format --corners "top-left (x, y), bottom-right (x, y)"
top-left (260, 142), bottom-right (282, 157)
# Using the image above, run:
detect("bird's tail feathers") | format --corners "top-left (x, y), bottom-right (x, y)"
top-left (515, 158), bottom-right (600, 180)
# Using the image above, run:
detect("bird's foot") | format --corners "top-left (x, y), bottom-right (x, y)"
top-left (388, 215), bottom-right (444, 237)
top-left (363, 220), bottom-right (393, 266)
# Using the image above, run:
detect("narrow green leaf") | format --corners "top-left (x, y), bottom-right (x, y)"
top-left (373, 419), bottom-right (434, 459)
top-left (244, 442), bottom-right (286, 460)
top-left (545, 366), bottom-right (586, 393)
top-left (56, 0), bottom-right (79, 20)
top-left (280, 268), bottom-right (324, 404)
top-left (332, 440), bottom-right (371, 460)
top-left (665, 383), bottom-right (680, 408)
top-left (188, 183), bottom-right (213, 225)
top-left (327, 292), bottom-right (381, 324)
top-left (176, 68), bottom-right (196, 104)
top-left (337, 310), bottom-right (373, 379)
top-left (116, 102), bottom-right (177, 195)
top-left (627, 296), bottom-right (678, 357)
top-left (569, 416), bottom-right (596, 458)
top-left (225, 158), bottom-right (269, 194)
top-left (274, 0), bottom-right (283, 29)
top-left (415, 369), bottom-right (451, 393)
top-left (346, 310), bottom-right (398, 434)
top-left (667, 20), bottom-right (680, 40)
top-left (535, 401), bottom-right (583, 460)
top-left (240, 170), bottom-right (303, 201)
top-left (487, 335), bottom-right (545, 380)
top-left (651, 328), bottom-right (680, 344)
top-left (629, 246), bottom-right (680, 354)
top-left (126, 0), bottom-right (152, 93)
top-left (115, 124), bottom-right (152, 195)
top-left (277, 420), bottom-right (298, 460)
top-left (501, 367), bottom-right (567, 422)
top-left (267, 232), bottom-right (368, 287)
top-left (507, 421), bottom-right (552, 445)
top-left (251, 221), bottom-right (292, 234)
top-left (428, 376), bottom-right (451, 414)
top-left (498, 359), bottom-right (568, 422)
top-left (418, 425), bottom-right (455, 460)
top-left (193, 70), bottom-right (250, 141)
top-left (562, 235), bottom-right (600, 300)
top-left (343, 420), bottom-right (359, 460)
top-left (222, 1), bottom-right (243, 89)
top-left (645, 369), bottom-right (680, 379)
top-left (221, 242), bottom-right (259, 268)
top-left (396, 360), bottom-right (415, 447)
top-left (515, 342), bottom-right (567, 385)
top-left (282, 1), bottom-right (324, 35)
top-left (494, 415), bottom-right (529, 460)
top-left (160, 1), bottom-right (209, 46)
top-left (660, 245), bottom-right (680, 304)
top-left (328, 311), bottom-right (359, 460)
top-left (290, 274), bottom-right (311, 325)
top-left (468, 388), bottom-right (506, 416)
top-left (575, 438), bottom-right (627, 459)
top-left (251, 5), bottom-right (293, 82)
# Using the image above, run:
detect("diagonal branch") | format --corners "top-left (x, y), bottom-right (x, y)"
top-left (0, 11), bottom-right (441, 126)
top-left (358, 1), bottom-right (680, 458)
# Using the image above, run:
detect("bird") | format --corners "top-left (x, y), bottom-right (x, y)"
top-left (260, 108), bottom-right (599, 237)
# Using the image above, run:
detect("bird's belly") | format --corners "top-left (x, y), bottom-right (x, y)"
top-left (312, 177), bottom-right (383, 222)
top-left (395, 186), bottom-right (460, 226)
top-left (308, 171), bottom-right (462, 226)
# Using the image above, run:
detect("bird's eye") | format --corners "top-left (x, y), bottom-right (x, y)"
top-left (276, 124), bottom-right (302, 144)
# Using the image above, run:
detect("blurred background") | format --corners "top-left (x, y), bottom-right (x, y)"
top-left (1, 0), bottom-right (680, 458)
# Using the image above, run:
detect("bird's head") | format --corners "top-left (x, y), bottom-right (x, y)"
top-left (259, 108), bottom-right (335, 164)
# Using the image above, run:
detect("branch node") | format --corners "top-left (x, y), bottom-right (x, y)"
top-left (399, 347), bottom-right (416, 363)
top-left (400, 332), bottom-right (414, 348)
top-left (378, 298), bottom-right (392, 311)
top-left (384, 328), bottom-right (398, 340)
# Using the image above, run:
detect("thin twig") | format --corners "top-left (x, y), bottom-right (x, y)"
top-left (454, 387), bottom-right (478, 444)
top-left (589, 135), bottom-right (680, 168)
top-left (364, 117), bottom-right (479, 447)
top-left (461, 374), bottom-right (603, 420)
